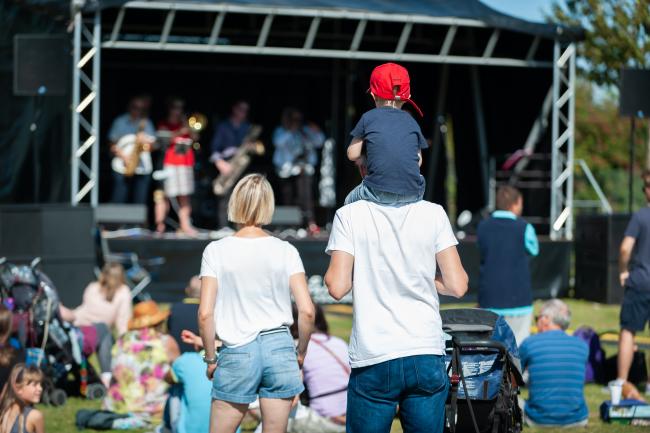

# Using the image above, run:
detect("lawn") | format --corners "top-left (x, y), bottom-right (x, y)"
top-left (42, 299), bottom-right (649, 432)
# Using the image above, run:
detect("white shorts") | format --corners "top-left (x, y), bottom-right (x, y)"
top-left (164, 165), bottom-right (194, 197)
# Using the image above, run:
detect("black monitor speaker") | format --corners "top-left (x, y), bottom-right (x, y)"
top-left (619, 69), bottom-right (650, 118)
top-left (13, 34), bottom-right (69, 96)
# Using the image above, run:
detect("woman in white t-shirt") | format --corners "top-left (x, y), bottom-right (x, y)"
top-left (198, 174), bottom-right (315, 433)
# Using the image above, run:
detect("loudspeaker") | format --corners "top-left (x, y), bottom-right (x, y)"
top-left (13, 34), bottom-right (68, 96)
top-left (575, 214), bottom-right (631, 304)
top-left (619, 69), bottom-right (650, 118)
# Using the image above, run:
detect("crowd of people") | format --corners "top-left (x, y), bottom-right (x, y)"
top-left (107, 95), bottom-right (326, 235)
top-left (0, 62), bottom-right (649, 433)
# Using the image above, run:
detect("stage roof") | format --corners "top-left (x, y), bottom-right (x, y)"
top-left (31, 0), bottom-right (582, 41)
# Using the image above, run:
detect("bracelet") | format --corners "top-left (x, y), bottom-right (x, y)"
top-left (201, 350), bottom-right (218, 365)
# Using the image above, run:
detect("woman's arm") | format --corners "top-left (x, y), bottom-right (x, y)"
top-left (289, 273), bottom-right (315, 365)
top-left (435, 246), bottom-right (468, 298)
top-left (198, 276), bottom-right (218, 374)
top-left (114, 286), bottom-right (132, 336)
top-left (164, 335), bottom-right (181, 363)
top-left (58, 305), bottom-right (76, 323)
top-left (347, 137), bottom-right (363, 162)
top-left (27, 408), bottom-right (45, 433)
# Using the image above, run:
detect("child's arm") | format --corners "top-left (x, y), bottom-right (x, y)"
top-left (27, 409), bottom-right (45, 433)
top-left (347, 137), bottom-right (364, 162)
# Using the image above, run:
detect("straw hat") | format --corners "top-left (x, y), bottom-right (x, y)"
top-left (128, 300), bottom-right (170, 330)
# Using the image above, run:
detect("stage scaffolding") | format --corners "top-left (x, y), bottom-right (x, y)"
top-left (70, 1), bottom-right (578, 239)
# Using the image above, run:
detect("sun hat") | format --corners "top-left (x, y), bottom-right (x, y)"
top-left (369, 62), bottom-right (423, 117)
top-left (128, 300), bottom-right (170, 330)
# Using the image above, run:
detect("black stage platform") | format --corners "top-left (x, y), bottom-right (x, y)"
top-left (107, 236), bottom-right (571, 304)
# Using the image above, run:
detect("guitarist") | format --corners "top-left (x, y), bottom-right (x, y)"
top-left (108, 95), bottom-right (156, 204)
top-left (272, 107), bottom-right (325, 234)
top-left (209, 100), bottom-right (251, 228)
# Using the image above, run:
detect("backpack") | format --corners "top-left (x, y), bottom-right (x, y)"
top-left (573, 326), bottom-right (605, 384)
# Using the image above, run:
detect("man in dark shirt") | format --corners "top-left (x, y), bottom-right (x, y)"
top-left (617, 171), bottom-right (650, 400)
top-left (167, 276), bottom-right (200, 354)
top-left (477, 186), bottom-right (538, 346)
top-left (210, 101), bottom-right (251, 227)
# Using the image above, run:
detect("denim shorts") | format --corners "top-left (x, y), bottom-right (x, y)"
top-left (344, 179), bottom-right (424, 207)
top-left (212, 328), bottom-right (304, 404)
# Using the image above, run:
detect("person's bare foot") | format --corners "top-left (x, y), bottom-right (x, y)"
top-left (155, 223), bottom-right (166, 233)
top-left (179, 226), bottom-right (199, 237)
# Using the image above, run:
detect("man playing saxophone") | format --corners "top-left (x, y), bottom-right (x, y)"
top-left (108, 95), bottom-right (156, 204)
top-left (209, 100), bottom-right (251, 227)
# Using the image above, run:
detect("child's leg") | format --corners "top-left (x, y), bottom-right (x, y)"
top-left (344, 183), bottom-right (365, 205)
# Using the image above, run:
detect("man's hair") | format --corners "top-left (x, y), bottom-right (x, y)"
top-left (228, 174), bottom-right (275, 226)
top-left (539, 299), bottom-right (571, 330)
top-left (495, 185), bottom-right (522, 211)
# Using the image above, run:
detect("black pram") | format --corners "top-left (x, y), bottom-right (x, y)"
top-left (442, 308), bottom-right (524, 433)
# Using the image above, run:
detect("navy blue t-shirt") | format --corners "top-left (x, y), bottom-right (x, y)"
top-left (350, 107), bottom-right (427, 195)
top-left (624, 207), bottom-right (650, 290)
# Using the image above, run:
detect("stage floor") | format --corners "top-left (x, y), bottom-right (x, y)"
top-left (107, 235), bottom-right (571, 303)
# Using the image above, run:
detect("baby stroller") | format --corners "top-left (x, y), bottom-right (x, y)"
top-left (442, 309), bottom-right (524, 433)
top-left (0, 257), bottom-right (106, 405)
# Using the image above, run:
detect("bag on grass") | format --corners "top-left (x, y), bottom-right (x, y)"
top-left (573, 326), bottom-right (605, 383)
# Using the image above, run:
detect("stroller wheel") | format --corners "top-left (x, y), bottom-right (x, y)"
top-left (86, 383), bottom-right (107, 400)
top-left (49, 389), bottom-right (67, 407)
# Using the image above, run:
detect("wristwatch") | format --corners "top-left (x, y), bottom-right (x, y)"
top-left (201, 351), bottom-right (218, 365)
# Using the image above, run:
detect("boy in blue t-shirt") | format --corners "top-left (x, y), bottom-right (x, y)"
top-left (345, 62), bottom-right (428, 206)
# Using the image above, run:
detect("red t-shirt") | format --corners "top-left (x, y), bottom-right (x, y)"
top-left (158, 120), bottom-right (195, 167)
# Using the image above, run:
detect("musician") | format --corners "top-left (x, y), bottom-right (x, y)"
top-left (210, 101), bottom-right (251, 227)
top-left (108, 95), bottom-right (156, 204)
top-left (272, 107), bottom-right (325, 233)
top-left (154, 97), bottom-right (198, 236)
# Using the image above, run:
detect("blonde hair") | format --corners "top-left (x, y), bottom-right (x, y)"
top-left (227, 174), bottom-right (275, 226)
top-left (99, 263), bottom-right (126, 302)
top-left (0, 364), bottom-right (43, 433)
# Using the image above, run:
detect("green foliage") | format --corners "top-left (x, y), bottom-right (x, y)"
top-left (572, 79), bottom-right (648, 212)
top-left (551, 0), bottom-right (650, 86)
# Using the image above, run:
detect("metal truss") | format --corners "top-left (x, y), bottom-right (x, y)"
top-left (550, 42), bottom-right (576, 240)
top-left (101, 1), bottom-right (552, 67)
top-left (71, 10), bottom-right (101, 206)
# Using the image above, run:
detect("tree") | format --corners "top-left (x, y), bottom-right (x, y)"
top-left (551, 0), bottom-right (650, 86)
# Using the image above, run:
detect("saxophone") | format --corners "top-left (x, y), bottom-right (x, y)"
top-left (123, 120), bottom-right (147, 177)
top-left (213, 125), bottom-right (264, 196)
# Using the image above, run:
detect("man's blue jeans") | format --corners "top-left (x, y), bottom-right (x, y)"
top-left (347, 355), bottom-right (449, 433)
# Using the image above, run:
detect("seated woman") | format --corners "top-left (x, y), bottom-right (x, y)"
top-left (0, 306), bottom-right (24, 392)
top-left (301, 304), bottom-right (349, 425)
top-left (104, 300), bottom-right (180, 421)
top-left (59, 263), bottom-right (132, 387)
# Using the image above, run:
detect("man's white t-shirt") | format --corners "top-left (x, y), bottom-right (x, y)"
top-left (200, 236), bottom-right (305, 347)
top-left (326, 200), bottom-right (458, 368)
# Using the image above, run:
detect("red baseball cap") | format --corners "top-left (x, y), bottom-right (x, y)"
top-left (369, 63), bottom-right (423, 117)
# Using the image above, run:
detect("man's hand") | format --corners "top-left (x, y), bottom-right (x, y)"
top-left (206, 363), bottom-right (217, 380)
top-left (297, 352), bottom-right (305, 368)
top-left (620, 271), bottom-right (630, 288)
top-left (216, 160), bottom-right (233, 176)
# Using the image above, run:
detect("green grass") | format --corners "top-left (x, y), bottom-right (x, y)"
top-left (42, 299), bottom-right (648, 432)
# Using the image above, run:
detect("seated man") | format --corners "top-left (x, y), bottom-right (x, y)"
top-left (167, 276), bottom-right (200, 353)
top-left (520, 299), bottom-right (589, 428)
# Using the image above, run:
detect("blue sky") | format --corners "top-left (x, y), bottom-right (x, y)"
top-left (481, 0), bottom-right (557, 23)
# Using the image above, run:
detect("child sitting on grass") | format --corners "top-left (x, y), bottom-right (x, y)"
top-left (345, 62), bottom-right (428, 206)
top-left (0, 364), bottom-right (44, 433)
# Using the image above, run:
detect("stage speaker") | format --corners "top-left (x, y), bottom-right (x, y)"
top-left (619, 69), bottom-right (650, 118)
top-left (0, 205), bottom-right (95, 305)
top-left (575, 214), bottom-right (631, 304)
top-left (13, 34), bottom-right (68, 96)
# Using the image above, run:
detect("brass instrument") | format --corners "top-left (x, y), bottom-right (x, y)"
top-left (213, 125), bottom-right (264, 196)
top-left (124, 120), bottom-right (147, 177)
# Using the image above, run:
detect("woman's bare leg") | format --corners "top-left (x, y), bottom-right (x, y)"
top-left (259, 398), bottom-right (293, 433)
top-left (178, 195), bottom-right (197, 235)
top-left (210, 399), bottom-right (247, 433)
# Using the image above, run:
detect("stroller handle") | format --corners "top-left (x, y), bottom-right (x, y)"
top-left (451, 338), bottom-right (507, 354)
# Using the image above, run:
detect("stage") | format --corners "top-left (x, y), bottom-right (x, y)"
top-left (107, 235), bottom-right (571, 304)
